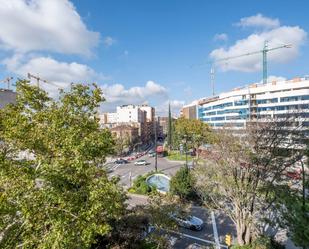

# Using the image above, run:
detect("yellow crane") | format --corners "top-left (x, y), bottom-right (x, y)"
top-left (208, 41), bottom-right (291, 95)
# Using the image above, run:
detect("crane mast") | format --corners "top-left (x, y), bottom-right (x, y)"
top-left (0, 77), bottom-right (13, 90)
top-left (209, 41), bottom-right (291, 95)
top-left (27, 73), bottom-right (63, 90)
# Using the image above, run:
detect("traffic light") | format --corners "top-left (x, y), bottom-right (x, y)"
top-left (225, 234), bottom-right (232, 246)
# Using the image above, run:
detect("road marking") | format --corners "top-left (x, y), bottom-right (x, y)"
top-left (211, 211), bottom-right (220, 249)
top-left (170, 231), bottom-right (228, 248)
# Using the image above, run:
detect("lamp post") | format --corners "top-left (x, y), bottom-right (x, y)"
top-left (183, 135), bottom-right (188, 170)
top-left (154, 117), bottom-right (158, 172)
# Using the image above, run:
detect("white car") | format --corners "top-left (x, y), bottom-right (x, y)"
top-left (134, 160), bottom-right (148, 166)
top-left (171, 214), bottom-right (204, 231)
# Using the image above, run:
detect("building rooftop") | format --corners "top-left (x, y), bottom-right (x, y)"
top-left (197, 76), bottom-right (309, 106)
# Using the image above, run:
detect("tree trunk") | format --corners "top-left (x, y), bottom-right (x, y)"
top-left (236, 219), bottom-right (253, 245)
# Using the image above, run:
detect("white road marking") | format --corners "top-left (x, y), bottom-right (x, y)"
top-left (211, 211), bottom-right (220, 249)
top-left (171, 231), bottom-right (228, 248)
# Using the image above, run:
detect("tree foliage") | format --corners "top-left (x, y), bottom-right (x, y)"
top-left (173, 117), bottom-right (212, 157)
top-left (114, 135), bottom-right (131, 156)
top-left (194, 120), bottom-right (302, 245)
top-left (170, 166), bottom-right (195, 200)
top-left (277, 145), bottom-right (309, 249)
top-left (0, 80), bottom-right (127, 248)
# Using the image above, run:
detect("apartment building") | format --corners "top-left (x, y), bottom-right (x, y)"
top-left (110, 125), bottom-right (139, 143)
top-left (181, 101), bottom-right (198, 119)
top-left (0, 89), bottom-right (16, 109)
top-left (100, 104), bottom-right (155, 143)
top-left (197, 77), bottom-right (309, 131)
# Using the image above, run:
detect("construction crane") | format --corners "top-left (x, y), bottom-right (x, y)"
top-left (208, 41), bottom-right (291, 95)
top-left (27, 73), bottom-right (63, 90)
top-left (0, 76), bottom-right (13, 90)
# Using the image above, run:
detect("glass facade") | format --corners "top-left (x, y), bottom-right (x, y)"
top-left (198, 93), bottom-right (309, 128)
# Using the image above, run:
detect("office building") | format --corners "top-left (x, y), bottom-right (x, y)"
top-left (197, 77), bottom-right (309, 129)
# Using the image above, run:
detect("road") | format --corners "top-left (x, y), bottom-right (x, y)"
top-left (108, 154), bottom-right (184, 188)
top-left (108, 154), bottom-right (297, 249)
top-left (128, 194), bottom-right (234, 249)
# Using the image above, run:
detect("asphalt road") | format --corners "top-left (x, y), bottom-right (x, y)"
top-left (108, 154), bottom-right (296, 249)
top-left (108, 154), bottom-right (184, 188)
top-left (128, 194), bottom-right (234, 249)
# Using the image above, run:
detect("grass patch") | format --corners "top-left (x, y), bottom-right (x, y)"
top-left (167, 150), bottom-right (193, 161)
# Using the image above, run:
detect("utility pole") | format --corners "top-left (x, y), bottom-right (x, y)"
top-left (0, 77), bottom-right (13, 90)
top-left (167, 102), bottom-right (172, 150)
top-left (154, 117), bottom-right (158, 172)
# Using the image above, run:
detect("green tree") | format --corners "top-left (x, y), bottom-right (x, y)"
top-left (114, 135), bottom-right (131, 156)
top-left (193, 121), bottom-right (302, 245)
top-left (0, 80), bottom-right (127, 248)
top-left (173, 117), bottom-right (212, 159)
top-left (277, 146), bottom-right (309, 249)
top-left (170, 166), bottom-right (195, 200)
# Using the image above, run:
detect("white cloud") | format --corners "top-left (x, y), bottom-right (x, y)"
top-left (0, 0), bottom-right (99, 55)
top-left (214, 33), bottom-right (228, 42)
top-left (103, 36), bottom-right (116, 47)
top-left (101, 81), bottom-right (167, 105)
top-left (236, 13), bottom-right (280, 29)
top-left (2, 54), bottom-right (101, 96)
top-left (155, 100), bottom-right (185, 117)
top-left (210, 25), bottom-right (307, 72)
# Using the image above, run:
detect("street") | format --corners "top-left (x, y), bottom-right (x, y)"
top-left (107, 153), bottom-right (184, 188)
top-left (127, 194), bottom-right (234, 249)
top-left (107, 153), bottom-right (296, 249)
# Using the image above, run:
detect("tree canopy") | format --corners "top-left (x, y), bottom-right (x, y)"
top-left (193, 120), bottom-right (302, 245)
top-left (173, 117), bottom-right (213, 156)
top-left (0, 80), bottom-right (127, 248)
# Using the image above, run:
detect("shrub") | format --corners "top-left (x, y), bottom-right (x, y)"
top-left (129, 173), bottom-right (157, 195)
top-left (170, 166), bottom-right (196, 200)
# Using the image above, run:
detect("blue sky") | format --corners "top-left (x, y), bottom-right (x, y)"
top-left (0, 0), bottom-right (308, 115)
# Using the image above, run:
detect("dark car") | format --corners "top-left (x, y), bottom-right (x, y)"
top-left (114, 159), bottom-right (128, 164)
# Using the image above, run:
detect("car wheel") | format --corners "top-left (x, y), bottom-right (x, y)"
top-left (189, 225), bottom-right (196, 230)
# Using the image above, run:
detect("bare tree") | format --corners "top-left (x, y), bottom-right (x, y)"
top-left (194, 116), bottom-right (304, 245)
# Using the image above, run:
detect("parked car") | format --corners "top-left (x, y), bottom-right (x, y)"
top-left (134, 160), bottom-right (148, 166)
top-left (186, 243), bottom-right (207, 249)
top-left (171, 214), bottom-right (204, 231)
top-left (114, 159), bottom-right (128, 164)
top-left (148, 152), bottom-right (156, 157)
top-left (126, 156), bottom-right (135, 161)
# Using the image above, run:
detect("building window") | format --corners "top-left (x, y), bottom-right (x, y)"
top-left (234, 100), bottom-right (248, 106)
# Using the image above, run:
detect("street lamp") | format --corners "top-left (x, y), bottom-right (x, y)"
top-left (154, 117), bottom-right (158, 172)
top-left (182, 134), bottom-right (188, 170)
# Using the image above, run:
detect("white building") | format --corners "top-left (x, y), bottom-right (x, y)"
top-left (139, 104), bottom-right (155, 122)
top-left (100, 104), bottom-right (156, 142)
top-left (116, 105), bottom-right (146, 123)
top-left (197, 77), bottom-right (309, 129)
